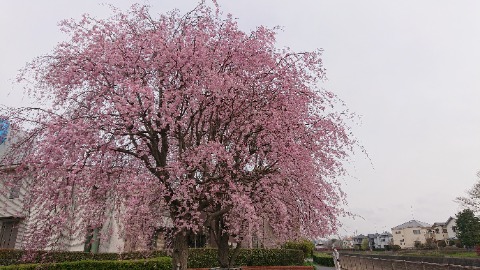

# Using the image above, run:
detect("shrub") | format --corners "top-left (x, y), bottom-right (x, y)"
top-left (437, 241), bottom-right (447, 248)
top-left (0, 257), bottom-right (172, 270)
top-left (282, 240), bottom-right (314, 258)
top-left (247, 249), bottom-right (303, 266)
top-left (188, 249), bottom-right (304, 268)
top-left (455, 240), bottom-right (464, 248)
top-left (0, 249), bottom-right (168, 266)
top-left (312, 253), bottom-right (334, 267)
top-left (391, 245), bottom-right (401, 251)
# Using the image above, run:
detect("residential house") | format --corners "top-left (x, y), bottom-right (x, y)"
top-left (365, 232), bottom-right (393, 249)
top-left (429, 217), bottom-right (457, 244)
top-left (430, 222), bottom-right (448, 243)
top-left (375, 232), bottom-right (393, 249)
top-left (367, 234), bottom-right (377, 249)
top-left (391, 220), bottom-right (431, 248)
top-left (445, 217), bottom-right (457, 241)
top-left (353, 234), bottom-right (367, 249)
top-left (342, 236), bottom-right (355, 249)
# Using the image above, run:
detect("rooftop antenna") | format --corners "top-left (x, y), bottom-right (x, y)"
top-left (411, 205), bottom-right (415, 220)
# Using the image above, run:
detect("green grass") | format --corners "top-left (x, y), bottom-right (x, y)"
top-left (445, 252), bottom-right (478, 258)
top-left (313, 252), bottom-right (333, 257)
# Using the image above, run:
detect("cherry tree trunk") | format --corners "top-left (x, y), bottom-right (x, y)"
top-left (217, 230), bottom-right (230, 268)
top-left (172, 232), bottom-right (189, 270)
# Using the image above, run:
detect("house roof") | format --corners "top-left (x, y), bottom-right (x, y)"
top-left (445, 216), bottom-right (456, 226)
top-left (392, 220), bottom-right (431, 230)
top-left (432, 222), bottom-right (446, 227)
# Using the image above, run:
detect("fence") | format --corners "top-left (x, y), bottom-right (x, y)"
top-left (339, 254), bottom-right (480, 270)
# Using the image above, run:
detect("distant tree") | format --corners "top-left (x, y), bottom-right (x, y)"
top-left (361, 238), bottom-right (369, 250)
top-left (456, 209), bottom-right (480, 248)
top-left (456, 172), bottom-right (480, 213)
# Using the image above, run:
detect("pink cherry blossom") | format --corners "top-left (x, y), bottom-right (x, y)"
top-left (1, 3), bottom-right (356, 269)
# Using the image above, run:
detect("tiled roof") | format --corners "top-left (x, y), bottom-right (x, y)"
top-left (392, 220), bottom-right (431, 230)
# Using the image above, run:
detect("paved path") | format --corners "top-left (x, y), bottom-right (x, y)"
top-left (314, 264), bottom-right (335, 270)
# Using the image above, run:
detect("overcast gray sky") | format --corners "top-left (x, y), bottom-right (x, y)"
top-left (1, 0), bottom-right (479, 237)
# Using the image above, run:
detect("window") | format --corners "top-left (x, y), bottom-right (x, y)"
top-left (452, 226), bottom-right (457, 232)
top-left (0, 219), bottom-right (20, 249)
top-left (435, 228), bottom-right (440, 234)
top-left (8, 185), bottom-right (20, 199)
top-left (443, 229), bottom-right (448, 233)
top-left (84, 228), bottom-right (100, 253)
top-left (413, 230), bottom-right (421, 234)
top-left (395, 231), bottom-right (401, 234)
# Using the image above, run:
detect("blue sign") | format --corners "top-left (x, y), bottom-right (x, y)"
top-left (0, 119), bottom-right (9, 145)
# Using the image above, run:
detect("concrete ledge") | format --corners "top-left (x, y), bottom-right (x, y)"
top-left (188, 267), bottom-right (314, 270)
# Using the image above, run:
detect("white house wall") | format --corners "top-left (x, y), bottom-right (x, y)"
top-left (446, 219), bottom-right (457, 240)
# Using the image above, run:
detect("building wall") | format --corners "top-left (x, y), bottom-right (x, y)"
top-left (432, 225), bottom-right (448, 242)
top-left (375, 235), bottom-right (392, 249)
top-left (392, 227), bottom-right (429, 248)
top-left (0, 170), bottom-right (28, 249)
top-left (446, 219), bottom-right (457, 240)
top-left (241, 218), bottom-right (279, 249)
top-left (0, 173), bottom-right (127, 252)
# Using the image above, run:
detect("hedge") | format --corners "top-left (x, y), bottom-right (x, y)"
top-left (312, 253), bottom-right (334, 267)
top-left (0, 248), bottom-right (303, 267)
top-left (0, 257), bottom-right (172, 270)
top-left (0, 250), bottom-right (168, 266)
top-left (282, 240), bottom-right (314, 258)
top-left (188, 249), bottom-right (304, 268)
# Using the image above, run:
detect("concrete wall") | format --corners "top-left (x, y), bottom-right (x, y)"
top-left (339, 254), bottom-right (480, 270)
